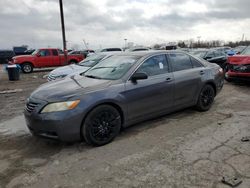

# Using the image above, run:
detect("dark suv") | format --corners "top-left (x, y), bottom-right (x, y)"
top-left (0, 50), bottom-right (15, 64)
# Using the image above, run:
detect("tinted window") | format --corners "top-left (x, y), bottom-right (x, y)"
top-left (169, 53), bottom-right (193, 72)
top-left (39, 50), bottom-right (50, 56)
top-left (191, 57), bottom-right (203, 68)
top-left (214, 51), bottom-right (222, 57)
top-left (52, 49), bottom-right (58, 56)
top-left (58, 49), bottom-right (64, 54)
top-left (206, 51), bottom-right (214, 58)
top-left (101, 48), bottom-right (122, 52)
top-left (137, 55), bottom-right (169, 76)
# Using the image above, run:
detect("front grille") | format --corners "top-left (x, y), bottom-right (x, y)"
top-left (25, 102), bottom-right (39, 113)
top-left (230, 64), bottom-right (250, 73)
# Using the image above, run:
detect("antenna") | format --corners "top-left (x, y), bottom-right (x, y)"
top-left (241, 34), bottom-right (245, 41)
top-left (83, 39), bottom-right (89, 49)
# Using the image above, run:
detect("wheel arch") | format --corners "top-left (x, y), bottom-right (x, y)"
top-left (80, 101), bottom-right (125, 140)
top-left (69, 58), bottom-right (78, 63)
top-left (204, 81), bottom-right (217, 95)
top-left (21, 61), bottom-right (34, 67)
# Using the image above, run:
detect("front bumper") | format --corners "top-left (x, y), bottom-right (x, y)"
top-left (226, 71), bottom-right (250, 81)
top-left (24, 98), bottom-right (83, 142)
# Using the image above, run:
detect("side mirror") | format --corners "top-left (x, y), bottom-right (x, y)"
top-left (37, 53), bottom-right (41, 57)
top-left (131, 72), bottom-right (148, 82)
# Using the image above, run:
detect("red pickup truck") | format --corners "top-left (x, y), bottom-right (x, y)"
top-left (11, 48), bottom-right (85, 73)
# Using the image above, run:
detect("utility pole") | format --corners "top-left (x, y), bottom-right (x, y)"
top-left (241, 34), bottom-right (245, 41)
top-left (59, 0), bottom-right (67, 65)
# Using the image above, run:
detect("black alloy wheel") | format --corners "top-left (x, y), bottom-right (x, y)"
top-left (196, 85), bottom-right (215, 111)
top-left (82, 105), bottom-right (121, 146)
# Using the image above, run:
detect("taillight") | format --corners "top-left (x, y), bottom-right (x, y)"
top-left (219, 68), bottom-right (224, 74)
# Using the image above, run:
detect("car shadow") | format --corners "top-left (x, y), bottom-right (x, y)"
top-left (0, 107), bottom-right (197, 159)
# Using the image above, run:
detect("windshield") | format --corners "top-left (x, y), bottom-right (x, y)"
top-left (191, 51), bottom-right (207, 58)
top-left (84, 55), bottom-right (139, 80)
top-left (31, 49), bottom-right (39, 55)
top-left (241, 46), bottom-right (250, 55)
top-left (79, 54), bottom-right (106, 67)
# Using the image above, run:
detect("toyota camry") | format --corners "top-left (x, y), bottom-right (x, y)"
top-left (24, 51), bottom-right (224, 146)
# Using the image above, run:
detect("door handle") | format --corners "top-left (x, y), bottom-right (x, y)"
top-left (166, 77), bottom-right (173, 82)
top-left (200, 70), bottom-right (205, 75)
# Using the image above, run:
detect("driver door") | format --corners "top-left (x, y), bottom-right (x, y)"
top-left (124, 54), bottom-right (174, 122)
top-left (36, 49), bottom-right (52, 67)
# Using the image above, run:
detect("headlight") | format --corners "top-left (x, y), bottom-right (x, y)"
top-left (56, 74), bottom-right (67, 78)
top-left (41, 100), bottom-right (80, 113)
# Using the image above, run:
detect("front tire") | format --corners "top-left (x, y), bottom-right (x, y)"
top-left (82, 105), bottom-right (121, 146)
top-left (196, 85), bottom-right (215, 111)
top-left (21, 63), bottom-right (33, 73)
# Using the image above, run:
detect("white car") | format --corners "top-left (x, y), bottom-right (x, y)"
top-left (47, 52), bottom-right (117, 81)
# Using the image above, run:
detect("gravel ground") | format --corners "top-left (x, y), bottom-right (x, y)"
top-left (0, 68), bottom-right (250, 188)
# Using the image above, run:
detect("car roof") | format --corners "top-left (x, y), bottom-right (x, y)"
top-left (0, 49), bottom-right (14, 52)
top-left (113, 50), bottom-right (186, 57)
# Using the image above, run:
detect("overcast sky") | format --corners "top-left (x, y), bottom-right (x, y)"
top-left (0, 0), bottom-right (249, 50)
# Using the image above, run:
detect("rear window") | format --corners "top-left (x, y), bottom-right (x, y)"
top-left (169, 53), bottom-right (193, 72)
top-left (190, 57), bottom-right (203, 68)
top-left (52, 49), bottom-right (58, 56)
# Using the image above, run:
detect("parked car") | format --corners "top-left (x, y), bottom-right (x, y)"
top-left (127, 47), bottom-right (150, 52)
top-left (11, 48), bottom-right (85, 73)
top-left (100, 48), bottom-right (122, 52)
top-left (233, 46), bottom-right (247, 54)
top-left (13, 46), bottom-right (28, 56)
top-left (69, 50), bottom-right (95, 58)
top-left (24, 51), bottom-right (224, 146)
top-left (0, 50), bottom-right (15, 64)
top-left (225, 46), bottom-right (250, 81)
top-left (215, 47), bottom-right (235, 56)
top-left (24, 49), bottom-right (36, 55)
top-left (191, 49), bottom-right (227, 68)
top-left (47, 52), bottom-right (116, 81)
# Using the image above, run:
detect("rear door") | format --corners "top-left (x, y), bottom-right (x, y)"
top-left (51, 49), bottom-right (61, 66)
top-left (124, 54), bottom-right (174, 121)
top-left (168, 52), bottom-right (204, 108)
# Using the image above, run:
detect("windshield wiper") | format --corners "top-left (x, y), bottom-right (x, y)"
top-left (84, 75), bottom-right (102, 79)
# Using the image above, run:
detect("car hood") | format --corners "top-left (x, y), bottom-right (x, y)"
top-left (13, 55), bottom-right (34, 59)
top-left (228, 55), bottom-right (250, 65)
top-left (31, 76), bottom-right (113, 102)
top-left (50, 64), bottom-right (89, 76)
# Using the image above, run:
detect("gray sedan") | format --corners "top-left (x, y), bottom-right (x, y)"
top-left (24, 51), bottom-right (224, 146)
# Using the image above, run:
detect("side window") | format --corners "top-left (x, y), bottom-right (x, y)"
top-left (136, 54), bottom-right (169, 76)
top-left (169, 53), bottom-right (193, 72)
top-left (190, 57), bottom-right (203, 68)
top-left (214, 51), bottom-right (221, 57)
top-left (52, 49), bottom-right (58, 56)
top-left (205, 51), bottom-right (214, 58)
top-left (58, 49), bottom-right (64, 54)
top-left (39, 50), bottom-right (50, 56)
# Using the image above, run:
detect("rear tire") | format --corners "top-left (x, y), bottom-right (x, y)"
top-left (196, 85), bottom-right (215, 111)
top-left (21, 63), bottom-right (33, 73)
top-left (82, 105), bottom-right (121, 146)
